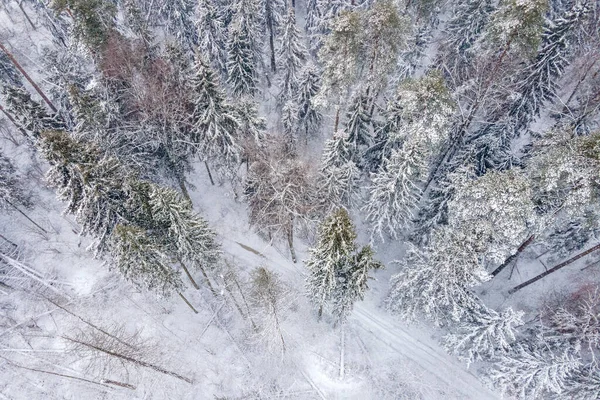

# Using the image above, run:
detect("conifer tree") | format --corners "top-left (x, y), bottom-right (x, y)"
top-left (296, 62), bottom-right (322, 139)
top-left (305, 0), bottom-right (321, 37)
top-left (386, 226), bottom-right (489, 324)
top-left (509, 2), bottom-right (590, 132)
top-left (52, 0), bottom-right (117, 52)
top-left (343, 90), bottom-right (372, 161)
top-left (2, 86), bottom-right (65, 140)
top-left (319, 131), bottom-right (360, 209)
top-left (191, 57), bottom-right (242, 178)
top-left (111, 224), bottom-right (185, 296)
top-left (0, 152), bottom-right (30, 210)
top-left (227, 18), bottom-right (260, 97)
top-left (490, 345), bottom-right (581, 399)
top-left (305, 208), bottom-right (358, 318)
top-left (158, 0), bottom-right (198, 52)
top-left (364, 144), bottom-right (425, 240)
top-left (277, 7), bottom-right (308, 104)
top-left (331, 244), bottom-right (382, 323)
top-left (0, 51), bottom-right (22, 87)
top-left (261, 0), bottom-right (286, 73)
top-left (197, 0), bottom-right (229, 76)
top-left (440, 0), bottom-right (494, 81)
top-left (445, 306), bottom-right (524, 367)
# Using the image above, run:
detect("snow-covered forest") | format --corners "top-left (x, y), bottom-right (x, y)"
top-left (0, 0), bottom-right (599, 398)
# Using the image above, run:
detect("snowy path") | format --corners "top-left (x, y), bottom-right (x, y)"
top-left (351, 306), bottom-right (498, 399)
top-left (188, 168), bottom-right (498, 399)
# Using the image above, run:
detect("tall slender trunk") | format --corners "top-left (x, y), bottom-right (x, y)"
top-left (0, 104), bottom-right (28, 139)
top-left (0, 42), bottom-right (57, 113)
top-left (267, 4), bottom-right (276, 73)
top-left (177, 176), bottom-right (192, 203)
top-left (491, 235), bottom-right (536, 277)
top-left (6, 200), bottom-right (47, 234)
top-left (287, 222), bottom-right (296, 263)
top-left (333, 106), bottom-right (341, 133)
top-left (204, 161), bottom-right (215, 185)
top-left (62, 335), bottom-right (194, 383)
top-left (509, 243), bottom-right (600, 294)
top-left (178, 259), bottom-right (199, 290)
top-left (178, 292), bottom-right (199, 314)
top-left (339, 323), bottom-right (345, 379)
top-left (18, 1), bottom-right (36, 30)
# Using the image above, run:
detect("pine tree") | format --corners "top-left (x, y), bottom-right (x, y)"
top-left (227, 17), bottom-right (260, 97)
top-left (281, 100), bottom-right (299, 148)
top-left (158, 0), bottom-right (198, 52)
top-left (446, 167), bottom-right (537, 268)
top-left (331, 244), bottom-right (382, 323)
top-left (439, 0), bottom-right (494, 81)
top-left (52, 0), bottom-right (117, 51)
top-left (445, 306), bottom-right (524, 367)
top-left (39, 130), bottom-right (129, 252)
top-left (319, 131), bottom-right (360, 209)
top-left (0, 51), bottom-right (22, 87)
top-left (305, 0), bottom-right (321, 36)
top-left (261, 0), bottom-right (286, 73)
top-left (190, 57), bottom-right (242, 177)
top-left (197, 0), bottom-right (229, 76)
top-left (386, 226), bottom-right (490, 324)
top-left (305, 208), bottom-right (357, 318)
top-left (2, 86), bottom-right (65, 140)
top-left (111, 224), bottom-right (185, 296)
top-left (149, 185), bottom-right (221, 288)
top-left (364, 71), bottom-right (455, 172)
top-left (296, 62), bottom-right (322, 139)
top-left (490, 345), bottom-right (581, 398)
top-left (0, 152), bottom-right (30, 210)
top-left (364, 144), bottom-right (425, 241)
top-left (509, 2), bottom-right (590, 132)
top-left (342, 90), bottom-right (372, 160)
top-left (277, 7), bottom-right (308, 104)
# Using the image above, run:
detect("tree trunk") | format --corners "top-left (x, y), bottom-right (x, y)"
top-left (204, 161), bottom-right (215, 185)
top-left (18, 1), bottom-right (36, 30)
top-left (178, 292), bottom-right (199, 314)
top-left (6, 200), bottom-right (47, 234)
top-left (0, 42), bottom-right (57, 113)
top-left (333, 106), bottom-right (341, 134)
top-left (509, 243), bottom-right (600, 294)
top-left (62, 335), bottom-right (194, 383)
top-left (267, 3), bottom-right (276, 73)
top-left (491, 235), bottom-right (536, 277)
top-left (339, 323), bottom-right (345, 379)
top-left (287, 224), bottom-right (297, 263)
top-left (178, 259), bottom-right (199, 290)
top-left (0, 104), bottom-right (27, 142)
top-left (178, 176), bottom-right (192, 204)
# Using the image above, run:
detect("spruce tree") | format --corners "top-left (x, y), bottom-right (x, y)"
top-left (227, 18), bottom-right (260, 97)
top-left (111, 224), bottom-right (185, 296)
top-left (190, 57), bottom-right (242, 178)
top-left (296, 62), bottom-right (322, 139)
top-left (0, 152), bottom-right (30, 210)
top-left (305, 208), bottom-right (358, 318)
top-left (342, 90), bottom-right (372, 161)
top-left (445, 306), bottom-right (524, 367)
top-left (261, 0), bottom-right (286, 73)
top-left (158, 0), bottom-right (198, 52)
top-left (277, 7), bottom-right (308, 104)
top-left (197, 0), bottom-right (229, 76)
top-left (0, 51), bottom-right (22, 87)
top-left (319, 131), bottom-right (360, 209)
